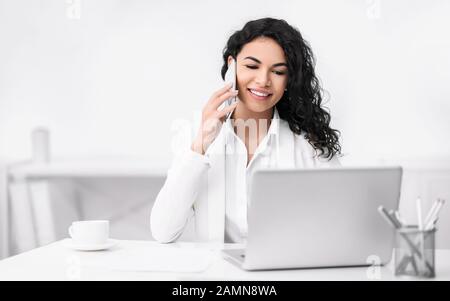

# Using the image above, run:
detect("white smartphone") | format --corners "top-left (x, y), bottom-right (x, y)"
top-left (223, 58), bottom-right (238, 119)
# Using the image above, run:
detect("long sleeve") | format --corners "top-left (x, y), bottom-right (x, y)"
top-left (150, 149), bottom-right (210, 243)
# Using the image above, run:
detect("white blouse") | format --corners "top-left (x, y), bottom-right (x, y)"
top-left (150, 108), bottom-right (341, 243)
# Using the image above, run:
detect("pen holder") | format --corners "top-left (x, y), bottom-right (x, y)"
top-left (394, 226), bottom-right (436, 278)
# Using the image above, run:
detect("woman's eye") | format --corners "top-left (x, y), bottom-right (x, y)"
top-left (245, 65), bottom-right (286, 76)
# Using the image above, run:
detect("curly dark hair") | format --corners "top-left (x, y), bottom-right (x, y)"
top-left (221, 18), bottom-right (341, 160)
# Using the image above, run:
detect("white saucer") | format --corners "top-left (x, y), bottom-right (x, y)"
top-left (64, 239), bottom-right (118, 251)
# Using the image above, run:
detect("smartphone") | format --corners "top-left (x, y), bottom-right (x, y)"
top-left (223, 58), bottom-right (238, 119)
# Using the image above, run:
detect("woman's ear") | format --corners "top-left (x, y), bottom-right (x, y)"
top-left (227, 55), bottom-right (234, 67)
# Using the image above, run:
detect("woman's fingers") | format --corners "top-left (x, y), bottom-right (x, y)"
top-left (212, 89), bottom-right (238, 108)
top-left (210, 82), bottom-right (233, 100)
top-left (192, 84), bottom-right (239, 155)
top-left (206, 90), bottom-right (238, 112)
top-left (207, 84), bottom-right (238, 110)
top-left (216, 101), bottom-right (239, 120)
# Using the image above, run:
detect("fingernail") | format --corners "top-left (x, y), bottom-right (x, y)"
top-left (232, 90), bottom-right (238, 94)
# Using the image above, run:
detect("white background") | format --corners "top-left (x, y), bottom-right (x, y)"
top-left (1, 0), bottom-right (449, 166)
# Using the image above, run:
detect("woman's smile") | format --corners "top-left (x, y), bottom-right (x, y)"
top-left (247, 88), bottom-right (273, 101)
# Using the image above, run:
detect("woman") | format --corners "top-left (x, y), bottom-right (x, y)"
top-left (151, 18), bottom-right (342, 243)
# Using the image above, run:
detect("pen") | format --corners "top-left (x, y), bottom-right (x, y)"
top-left (416, 197), bottom-right (427, 273)
top-left (425, 199), bottom-right (445, 230)
top-left (378, 206), bottom-right (401, 228)
top-left (424, 199), bottom-right (439, 227)
top-left (416, 197), bottom-right (423, 230)
top-left (389, 209), bottom-right (403, 228)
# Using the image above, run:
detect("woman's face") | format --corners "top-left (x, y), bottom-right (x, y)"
top-left (228, 37), bottom-right (288, 114)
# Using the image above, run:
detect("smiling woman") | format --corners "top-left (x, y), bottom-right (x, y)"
top-left (150, 17), bottom-right (342, 244)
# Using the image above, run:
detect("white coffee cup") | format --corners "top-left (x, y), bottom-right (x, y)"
top-left (68, 220), bottom-right (109, 245)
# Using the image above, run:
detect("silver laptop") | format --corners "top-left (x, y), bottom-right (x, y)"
top-left (222, 166), bottom-right (402, 270)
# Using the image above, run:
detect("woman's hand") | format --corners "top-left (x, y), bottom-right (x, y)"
top-left (191, 83), bottom-right (239, 155)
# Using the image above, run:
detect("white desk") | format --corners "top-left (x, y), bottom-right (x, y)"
top-left (1, 239), bottom-right (450, 281)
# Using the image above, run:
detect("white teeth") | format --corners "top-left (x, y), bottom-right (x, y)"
top-left (250, 89), bottom-right (269, 97)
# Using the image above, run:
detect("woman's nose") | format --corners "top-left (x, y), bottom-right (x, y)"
top-left (255, 71), bottom-right (271, 87)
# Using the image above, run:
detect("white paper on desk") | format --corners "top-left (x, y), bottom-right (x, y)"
top-left (82, 246), bottom-right (216, 273)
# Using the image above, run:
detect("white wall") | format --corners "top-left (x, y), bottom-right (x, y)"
top-left (1, 0), bottom-right (449, 165)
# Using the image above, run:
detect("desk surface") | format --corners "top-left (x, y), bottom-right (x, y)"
top-left (0, 239), bottom-right (449, 281)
